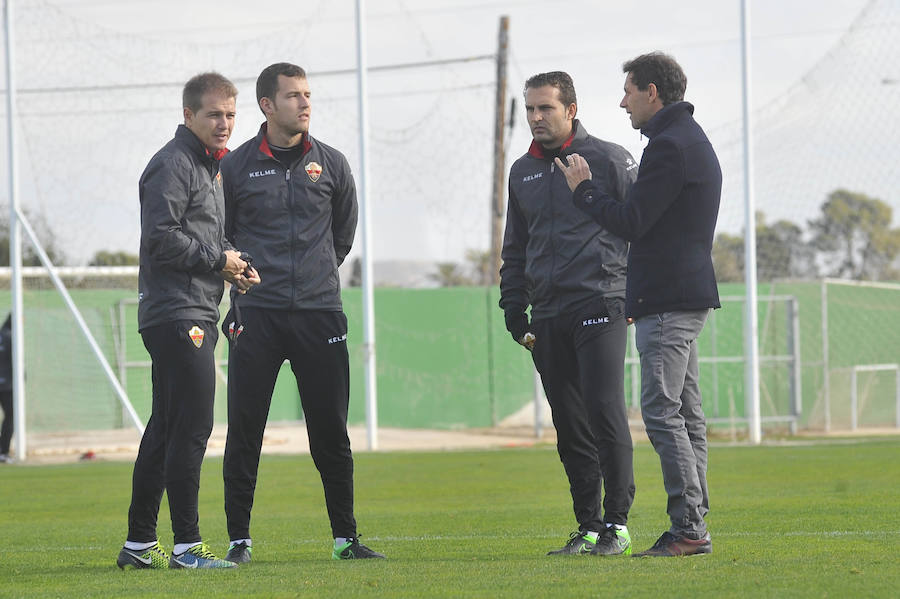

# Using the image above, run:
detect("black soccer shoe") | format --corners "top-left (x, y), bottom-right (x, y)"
top-left (547, 531), bottom-right (597, 555)
top-left (332, 537), bottom-right (386, 560)
top-left (225, 541), bottom-right (252, 564)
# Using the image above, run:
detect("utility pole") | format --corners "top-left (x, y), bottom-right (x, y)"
top-left (489, 15), bottom-right (509, 285)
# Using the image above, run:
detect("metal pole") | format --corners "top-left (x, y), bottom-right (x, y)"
top-left (533, 365), bottom-right (543, 439)
top-left (118, 300), bottom-right (128, 426)
top-left (16, 210), bottom-right (144, 433)
top-left (740, 0), bottom-right (761, 444)
top-left (489, 16), bottom-right (509, 285)
top-left (710, 309), bottom-right (719, 417)
top-left (895, 367), bottom-right (899, 429)
top-left (4, 0), bottom-right (26, 461)
top-left (789, 297), bottom-right (802, 434)
top-left (821, 280), bottom-right (830, 432)
top-left (486, 287), bottom-right (497, 427)
top-left (355, 0), bottom-right (377, 450)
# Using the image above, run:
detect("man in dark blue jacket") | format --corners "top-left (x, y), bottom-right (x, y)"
top-left (119, 72), bottom-right (258, 571)
top-left (500, 71), bottom-right (637, 556)
top-left (556, 52), bottom-right (721, 557)
top-left (220, 62), bottom-right (383, 562)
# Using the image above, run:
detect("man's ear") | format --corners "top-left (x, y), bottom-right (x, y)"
top-left (647, 82), bottom-right (659, 104)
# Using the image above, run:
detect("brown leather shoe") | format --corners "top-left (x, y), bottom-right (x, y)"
top-left (633, 531), bottom-right (712, 557)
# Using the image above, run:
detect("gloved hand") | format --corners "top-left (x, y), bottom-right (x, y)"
top-left (505, 311), bottom-right (535, 351)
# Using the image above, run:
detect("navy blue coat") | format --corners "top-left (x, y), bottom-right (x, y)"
top-left (573, 102), bottom-right (722, 319)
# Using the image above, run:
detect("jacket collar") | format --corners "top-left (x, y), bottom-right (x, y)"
top-left (175, 124), bottom-right (229, 163)
top-left (640, 101), bottom-right (694, 139)
top-left (255, 122), bottom-right (313, 159)
top-left (527, 119), bottom-right (587, 159)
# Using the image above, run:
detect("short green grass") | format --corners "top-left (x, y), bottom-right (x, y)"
top-left (2, 438), bottom-right (899, 598)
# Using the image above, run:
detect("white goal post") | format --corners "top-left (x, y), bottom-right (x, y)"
top-left (1, 232), bottom-right (145, 463)
top-left (849, 364), bottom-right (900, 431)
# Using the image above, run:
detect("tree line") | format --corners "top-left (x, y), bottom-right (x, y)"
top-left (713, 189), bottom-right (900, 282)
top-left (1, 189), bottom-right (897, 283)
top-left (425, 188), bottom-right (899, 286)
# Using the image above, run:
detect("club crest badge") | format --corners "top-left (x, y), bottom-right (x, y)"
top-left (188, 325), bottom-right (204, 348)
top-left (305, 161), bottom-right (322, 182)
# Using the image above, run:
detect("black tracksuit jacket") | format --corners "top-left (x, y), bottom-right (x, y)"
top-left (499, 120), bottom-right (637, 334)
top-left (220, 124), bottom-right (358, 311)
top-left (137, 125), bottom-right (233, 331)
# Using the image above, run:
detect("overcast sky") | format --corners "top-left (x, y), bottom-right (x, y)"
top-left (1, 0), bottom-right (879, 266)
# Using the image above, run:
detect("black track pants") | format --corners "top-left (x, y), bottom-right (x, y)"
top-left (0, 390), bottom-right (12, 455)
top-left (530, 298), bottom-right (635, 530)
top-left (127, 320), bottom-right (217, 545)
top-left (223, 308), bottom-right (355, 540)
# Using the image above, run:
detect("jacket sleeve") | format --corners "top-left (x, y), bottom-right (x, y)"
top-left (607, 147), bottom-right (638, 204)
top-left (140, 153), bottom-right (223, 273)
top-left (331, 156), bottom-right (359, 266)
top-left (574, 138), bottom-right (683, 242)
top-left (498, 182), bottom-right (530, 337)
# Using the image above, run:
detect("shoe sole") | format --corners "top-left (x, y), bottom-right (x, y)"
top-left (117, 551), bottom-right (162, 570)
top-left (633, 545), bottom-right (712, 557)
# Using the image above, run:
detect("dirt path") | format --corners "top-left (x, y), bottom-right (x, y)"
top-left (18, 423), bottom-right (560, 465)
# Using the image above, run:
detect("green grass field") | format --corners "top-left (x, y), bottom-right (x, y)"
top-left (2, 439), bottom-right (899, 598)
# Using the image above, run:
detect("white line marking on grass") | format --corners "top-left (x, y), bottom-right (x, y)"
top-left (719, 530), bottom-right (900, 538)
top-left (22, 531), bottom-right (900, 552)
top-left (352, 530), bottom-right (900, 543)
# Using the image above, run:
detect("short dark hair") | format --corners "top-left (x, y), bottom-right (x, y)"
top-left (256, 62), bottom-right (307, 108)
top-left (182, 72), bottom-right (238, 114)
top-left (622, 52), bottom-right (686, 105)
top-left (524, 71), bottom-right (577, 109)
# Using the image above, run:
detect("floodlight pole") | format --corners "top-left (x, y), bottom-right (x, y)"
top-left (355, 0), bottom-right (378, 450)
top-left (4, 0), bottom-right (26, 461)
top-left (740, 0), bottom-right (762, 444)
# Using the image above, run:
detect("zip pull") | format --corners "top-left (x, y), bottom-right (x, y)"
top-left (285, 169), bottom-right (291, 181)
top-left (551, 162), bottom-right (555, 173)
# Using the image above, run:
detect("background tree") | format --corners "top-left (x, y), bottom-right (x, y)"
top-left (345, 256), bottom-right (363, 287)
top-left (464, 249), bottom-right (492, 286)
top-left (429, 262), bottom-right (472, 287)
top-left (712, 232), bottom-right (744, 283)
top-left (0, 209), bottom-right (66, 266)
top-left (809, 189), bottom-right (900, 280)
top-left (715, 212), bottom-right (819, 283)
top-left (89, 250), bottom-right (139, 266)
top-left (756, 213), bottom-right (817, 280)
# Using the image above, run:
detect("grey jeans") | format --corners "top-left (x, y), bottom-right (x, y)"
top-left (634, 309), bottom-right (710, 539)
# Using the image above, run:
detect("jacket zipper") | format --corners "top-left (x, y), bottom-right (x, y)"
top-left (286, 168), bottom-right (295, 308)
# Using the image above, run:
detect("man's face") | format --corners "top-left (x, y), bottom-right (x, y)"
top-left (184, 92), bottom-right (236, 153)
top-left (620, 73), bottom-right (656, 130)
top-left (524, 85), bottom-right (576, 149)
top-left (265, 75), bottom-right (312, 137)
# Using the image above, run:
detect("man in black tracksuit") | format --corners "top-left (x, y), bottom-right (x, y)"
top-left (0, 315), bottom-right (12, 463)
top-left (499, 72), bottom-right (637, 556)
top-left (118, 72), bottom-right (258, 571)
top-left (556, 52), bottom-right (722, 557)
top-left (220, 62), bottom-right (383, 562)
